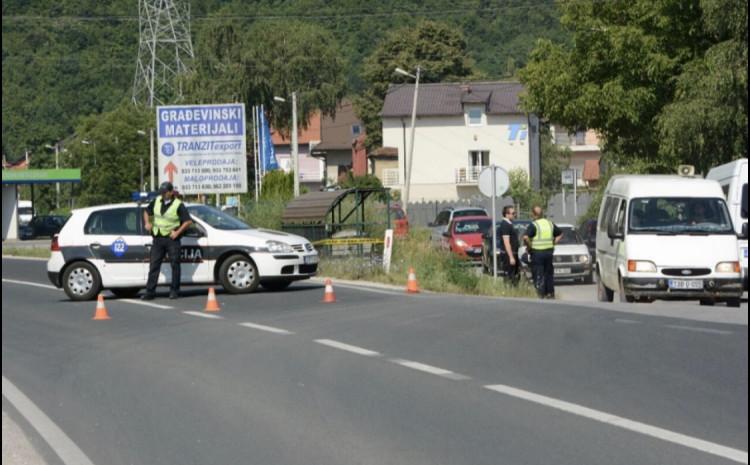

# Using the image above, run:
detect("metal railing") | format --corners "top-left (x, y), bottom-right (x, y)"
top-left (454, 166), bottom-right (482, 184)
top-left (381, 168), bottom-right (400, 186)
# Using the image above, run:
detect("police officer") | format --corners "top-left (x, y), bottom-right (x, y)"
top-left (523, 205), bottom-right (562, 299)
top-left (499, 205), bottom-right (520, 285)
top-left (141, 182), bottom-right (192, 300)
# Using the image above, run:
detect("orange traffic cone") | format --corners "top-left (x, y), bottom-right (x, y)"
top-left (204, 287), bottom-right (221, 312)
top-left (322, 278), bottom-right (336, 303)
top-left (406, 267), bottom-right (419, 294)
top-left (92, 294), bottom-right (111, 320)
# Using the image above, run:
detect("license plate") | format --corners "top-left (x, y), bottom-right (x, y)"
top-left (668, 279), bottom-right (703, 290)
top-left (554, 267), bottom-right (571, 275)
top-left (304, 255), bottom-right (319, 265)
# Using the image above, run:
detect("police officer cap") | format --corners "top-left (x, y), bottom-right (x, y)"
top-left (159, 182), bottom-right (174, 194)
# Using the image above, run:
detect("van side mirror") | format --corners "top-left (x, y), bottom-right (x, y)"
top-left (607, 222), bottom-right (624, 240)
top-left (741, 222), bottom-right (748, 240)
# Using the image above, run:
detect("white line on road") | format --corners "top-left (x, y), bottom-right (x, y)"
top-left (2, 278), bottom-right (58, 290)
top-left (182, 311), bottom-right (223, 320)
top-left (238, 322), bottom-right (294, 335)
top-left (664, 324), bottom-right (733, 335)
top-left (2, 376), bottom-right (96, 465)
top-left (120, 299), bottom-right (173, 310)
top-left (326, 282), bottom-right (407, 297)
top-left (614, 318), bottom-right (642, 325)
top-left (314, 339), bottom-right (381, 357)
top-left (484, 384), bottom-right (748, 464)
top-left (389, 359), bottom-right (471, 380)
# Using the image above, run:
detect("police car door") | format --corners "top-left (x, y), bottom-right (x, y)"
top-left (84, 207), bottom-right (147, 286)
top-left (179, 222), bottom-right (211, 283)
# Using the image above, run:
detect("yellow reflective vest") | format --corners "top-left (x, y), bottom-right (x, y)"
top-left (152, 197), bottom-right (182, 236)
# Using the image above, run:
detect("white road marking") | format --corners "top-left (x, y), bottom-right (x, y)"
top-left (329, 283), bottom-right (406, 296)
top-left (238, 322), bottom-right (294, 335)
top-left (120, 299), bottom-right (173, 310)
top-left (182, 311), bottom-right (223, 320)
top-left (314, 339), bottom-right (381, 357)
top-left (2, 376), bottom-right (96, 465)
top-left (390, 359), bottom-right (471, 380)
top-left (484, 384), bottom-right (748, 464)
top-left (2, 278), bottom-right (58, 290)
top-left (664, 324), bottom-right (733, 335)
top-left (614, 318), bottom-right (642, 325)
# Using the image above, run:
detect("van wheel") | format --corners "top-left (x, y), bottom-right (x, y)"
top-left (725, 298), bottom-right (741, 308)
top-left (699, 298), bottom-right (715, 306)
top-left (219, 254), bottom-right (259, 294)
top-left (110, 288), bottom-right (141, 299)
top-left (618, 275), bottom-right (635, 303)
top-left (62, 262), bottom-right (101, 301)
top-left (597, 270), bottom-right (614, 302)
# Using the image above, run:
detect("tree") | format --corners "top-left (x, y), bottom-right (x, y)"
top-left (354, 20), bottom-right (479, 150)
top-left (185, 18), bottom-right (347, 135)
top-left (507, 168), bottom-right (543, 217)
top-left (519, 0), bottom-right (747, 173)
top-left (540, 126), bottom-right (571, 203)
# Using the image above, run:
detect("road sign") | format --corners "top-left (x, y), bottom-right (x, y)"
top-left (561, 169), bottom-right (575, 186)
top-left (156, 103), bottom-right (247, 195)
top-left (478, 166), bottom-right (510, 198)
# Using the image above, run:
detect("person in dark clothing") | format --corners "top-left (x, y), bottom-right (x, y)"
top-left (141, 182), bottom-right (192, 300)
top-left (523, 206), bottom-right (562, 299)
top-left (498, 205), bottom-right (520, 285)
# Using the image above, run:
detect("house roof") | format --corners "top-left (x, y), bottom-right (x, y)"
top-left (382, 81), bottom-right (524, 118)
top-left (368, 147), bottom-right (398, 159)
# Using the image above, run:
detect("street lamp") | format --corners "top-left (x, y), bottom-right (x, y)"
top-left (45, 143), bottom-right (60, 209)
top-left (137, 129), bottom-right (155, 191)
top-left (274, 93), bottom-right (299, 197)
top-left (81, 139), bottom-right (97, 167)
top-left (395, 66), bottom-right (420, 214)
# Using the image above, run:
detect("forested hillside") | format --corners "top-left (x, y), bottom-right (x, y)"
top-left (2, 0), bottom-right (565, 161)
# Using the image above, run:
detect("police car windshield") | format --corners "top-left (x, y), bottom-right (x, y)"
top-left (628, 197), bottom-right (734, 234)
top-left (188, 205), bottom-right (252, 230)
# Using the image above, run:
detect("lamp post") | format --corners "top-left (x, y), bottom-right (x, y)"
top-left (81, 139), bottom-right (96, 166)
top-left (274, 93), bottom-right (299, 197)
top-left (394, 66), bottom-right (420, 214)
top-left (45, 143), bottom-right (60, 209)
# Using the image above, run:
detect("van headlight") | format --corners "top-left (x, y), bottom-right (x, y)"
top-left (578, 255), bottom-right (589, 263)
top-left (627, 260), bottom-right (656, 272)
top-left (266, 240), bottom-right (295, 253)
top-left (715, 262), bottom-right (740, 273)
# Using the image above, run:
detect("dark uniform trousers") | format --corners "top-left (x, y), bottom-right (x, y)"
top-left (501, 253), bottom-right (520, 285)
top-left (531, 250), bottom-right (555, 298)
top-left (146, 235), bottom-right (181, 294)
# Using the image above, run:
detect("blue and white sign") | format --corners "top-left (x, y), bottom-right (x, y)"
top-left (111, 237), bottom-right (128, 258)
top-left (156, 103), bottom-right (247, 195)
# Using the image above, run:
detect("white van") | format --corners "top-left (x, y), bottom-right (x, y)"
top-left (17, 200), bottom-right (33, 226)
top-left (706, 158), bottom-right (748, 290)
top-left (595, 175), bottom-right (744, 307)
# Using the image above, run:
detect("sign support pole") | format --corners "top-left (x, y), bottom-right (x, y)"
top-left (491, 164), bottom-right (498, 279)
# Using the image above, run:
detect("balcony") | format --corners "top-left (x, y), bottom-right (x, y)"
top-left (455, 166), bottom-right (482, 185)
top-left (381, 168), bottom-right (400, 187)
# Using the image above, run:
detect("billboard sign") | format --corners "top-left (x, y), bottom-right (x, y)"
top-left (156, 103), bottom-right (247, 194)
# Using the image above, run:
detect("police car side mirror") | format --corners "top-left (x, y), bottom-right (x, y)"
top-left (741, 222), bottom-right (748, 240)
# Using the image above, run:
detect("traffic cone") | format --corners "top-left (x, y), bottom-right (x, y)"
top-left (406, 267), bottom-right (419, 294)
top-left (322, 278), bottom-right (336, 303)
top-left (204, 287), bottom-right (221, 312)
top-left (92, 294), bottom-right (111, 320)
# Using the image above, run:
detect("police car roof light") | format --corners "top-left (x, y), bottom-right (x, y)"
top-left (131, 191), bottom-right (159, 203)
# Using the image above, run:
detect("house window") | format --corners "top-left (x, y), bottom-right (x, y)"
top-left (467, 108), bottom-right (484, 126)
top-left (468, 150), bottom-right (489, 168)
top-left (575, 131), bottom-right (586, 145)
top-left (351, 124), bottom-right (362, 136)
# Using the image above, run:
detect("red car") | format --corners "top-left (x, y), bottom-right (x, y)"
top-left (442, 216), bottom-right (493, 261)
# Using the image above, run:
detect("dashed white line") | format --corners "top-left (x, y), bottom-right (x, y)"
top-left (2, 376), bottom-right (97, 465)
top-left (314, 339), bottom-right (381, 357)
top-left (238, 322), bottom-right (294, 335)
top-left (484, 383), bottom-right (748, 464)
top-left (2, 278), bottom-right (58, 290)
top-left (614, 318), bottom-right (642, 325)
top-left (182, 311), bottom-right (223, 320)
top-left (390, 359), bottom-right (471, 380)
top-left (664, 324), bottom-right (733, 335)
top-left (120, 299), bottom-right (173, 310)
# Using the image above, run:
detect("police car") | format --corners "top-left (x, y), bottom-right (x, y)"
top-left (47, 202), bottom-right (319, 300)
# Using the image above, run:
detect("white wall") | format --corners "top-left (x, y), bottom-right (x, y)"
top-left (2, 185), bottom-right (19, 240)
top-left (382, 113), bottom-right (531, 201)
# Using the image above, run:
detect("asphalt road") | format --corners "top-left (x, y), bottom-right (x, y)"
top-left (2, 257), bottom-right (748, 465)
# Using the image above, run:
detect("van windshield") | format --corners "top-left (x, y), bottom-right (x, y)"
top-left (629, 197), bottom-right (734, 234)
top-left (188, 205), bottom-right (252, 230)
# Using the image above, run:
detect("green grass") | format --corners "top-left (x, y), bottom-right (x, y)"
top-left (1, 247), bottom-right (52, 259)
top-left (318, 228), bottom-right (537, 298)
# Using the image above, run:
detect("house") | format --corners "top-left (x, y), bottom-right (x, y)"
top-left (380, 81), bottom-right (536, 202)
top-left (309, 100), bottom-right (367, 186)
top-left (271, 113), bottom-right (325, 191)
top-left (550, 126), bottom-right (602, 187)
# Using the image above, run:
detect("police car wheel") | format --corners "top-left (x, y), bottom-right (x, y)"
top-left (219, 254), bottom-right (259, 294)
top-left (62, 262), bottom-right (101, 301)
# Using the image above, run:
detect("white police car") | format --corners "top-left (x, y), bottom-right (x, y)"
top-left (47, 202), bottom-right (319, 300)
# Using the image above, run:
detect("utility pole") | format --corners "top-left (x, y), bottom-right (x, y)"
top-left (292, 91), bottom-right (299, 197)
top-left (395, 66), bottom-right (420, 214)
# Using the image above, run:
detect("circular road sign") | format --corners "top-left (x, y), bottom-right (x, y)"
top-left (478, 166), bottom-right (510, 198)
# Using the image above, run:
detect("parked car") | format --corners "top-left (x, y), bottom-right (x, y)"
top-left (595, 175), bottom-right (744, 306)
top-left (47, 202), bottom-right (319, 300)
top-left (19, 215), bottom-right (69, 240)
top-left (481, 219), bottom-right (530, 275)
top-left (518, 223), bottom-right (593, 284)
top-left (430, 206), bottom-right (488, 244)
top-left (17, 200), bottom-right (33, 226)
top-left (442, 216), bottom-right (492, 263)
top-left (577, 219), bottom-right (597, 267)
